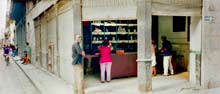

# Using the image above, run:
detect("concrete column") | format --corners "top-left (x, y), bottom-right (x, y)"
top-left (195, 53), bottom-right (201, 85)
top-left (189, 16), bottom-right (202, 87)
top-left (72, 0), bottom-right (84, 94)
top-left (190, 52), bottom-right (201, 86)
top-left (202, 0), bottom-right (220, 88)
top-left (73, 0), bottom-right (82, 36)
top-left (55, 4), bottom-right (61, 77)
top-left (137, 0), bottom-right (152, 92)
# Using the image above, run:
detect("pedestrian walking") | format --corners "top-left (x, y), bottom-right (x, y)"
top-left (14, 44), bottom-right (18, 56)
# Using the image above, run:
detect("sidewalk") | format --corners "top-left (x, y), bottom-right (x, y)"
top-left (13, 56), bottom-right (73, 94)
top-left (84, 73), bottom-right (220, 94)
top-left (12, 56), bottom-right (220, 94)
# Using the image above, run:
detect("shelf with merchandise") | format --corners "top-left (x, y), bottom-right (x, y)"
top-left (83, 20), bottom-right (137, 54)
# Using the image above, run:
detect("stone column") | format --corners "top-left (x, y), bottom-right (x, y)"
top-left (190, 52), bottom-right (201, 86)
top-left (202, 0), bottom-right (220, 88)
top-left (137, 0), bottom-right (152, 92)
top-left (195, 53), bottom-right (201, 86)
top-left (72, 0), bottom-right (84, 94)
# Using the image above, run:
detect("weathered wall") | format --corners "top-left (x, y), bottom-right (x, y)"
top-left (25, 0), bottom-right (204, 86)
top-left (158, 16), bottom-right (189, 70)
top-left (152, 0), bottom-right (201, 16)
top-left (47, 6), bottom-right (59, 75)
top-left (58, 8), bottom-right (74, 84)
top-left (26, 0), bottom-right (75, 84)
top-left (16, 19), bottom-right (26, 55)
top-left (54, 0), bottom-right (75, 84)
top-left (202, 0), bottom-right (220, 88)
top-left (40, 14), bottom-right (48, 69)
top-left (82, 0), bottom-right (137, 21)
top-left (27, 0), bottom-right (58, 20)
top-left (189, 16), bottom-right (202, 85)
top-left (26, 0), bottom-right (57, 67)
top-left (82, 0), bottom-right (201, 21)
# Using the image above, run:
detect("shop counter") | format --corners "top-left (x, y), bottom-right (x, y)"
top-left (85, 53), bottom-right (137, 78)
top-left (111, 52), bottom-right (137, 78)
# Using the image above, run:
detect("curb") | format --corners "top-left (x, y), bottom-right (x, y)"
top-left (13, 57), bottom-right (42, 94)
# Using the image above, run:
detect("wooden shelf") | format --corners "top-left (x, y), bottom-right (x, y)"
top-left (92, 32), bottom-right (137, 35)
top-left (92, 40), bottom-right (137, 44)
top-left (91, 23), bottom-right (137, 26)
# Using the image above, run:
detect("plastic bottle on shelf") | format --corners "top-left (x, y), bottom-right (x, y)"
top-left (134, 29), bottom-right (136, 32)
top-left (93, 37), bottom-right (96, 40)
top-left (112, 37), bottom-right (115, 40)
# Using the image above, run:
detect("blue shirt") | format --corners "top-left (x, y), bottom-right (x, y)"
top-left (162, 40), bottom-right (172, 56)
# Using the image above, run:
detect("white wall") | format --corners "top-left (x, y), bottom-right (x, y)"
top-left (190, 17), bottom-right (201, 52)
top-left (158, 16), bottom-right (189, 71)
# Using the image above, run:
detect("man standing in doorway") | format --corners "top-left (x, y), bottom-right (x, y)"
top-left (160, 36), bottom-right (174, 76)
top-left (72, 34), bottom-right (85, 94)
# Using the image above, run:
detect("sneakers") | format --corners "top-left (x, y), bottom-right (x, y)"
top-left (100, 80), bottom-right (111, 83)
top-left (163, 73), bottom-right (174, 76)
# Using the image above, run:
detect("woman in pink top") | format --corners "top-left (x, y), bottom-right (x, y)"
top-left (98, 40), bottom-right (113, 83)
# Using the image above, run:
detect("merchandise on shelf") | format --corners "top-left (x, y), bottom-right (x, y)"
top-left (83, 20), bottom-right (137, 54)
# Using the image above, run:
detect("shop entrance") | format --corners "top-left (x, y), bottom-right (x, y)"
top-left (82, 16), bottom-right (201, 93)
top-left (152, 15), bottom-right (193, 79)
top-left (82, 20), bottom-right (138, 88)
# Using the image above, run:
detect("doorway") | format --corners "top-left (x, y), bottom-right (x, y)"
top-left (152, 16), bottom-right (190, 79)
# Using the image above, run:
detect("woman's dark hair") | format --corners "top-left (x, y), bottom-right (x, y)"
top-left (102, 40), bottom-right (109, 46)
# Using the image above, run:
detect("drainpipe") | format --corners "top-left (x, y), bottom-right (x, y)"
top-left (55, 3), bottom-right (61, 77)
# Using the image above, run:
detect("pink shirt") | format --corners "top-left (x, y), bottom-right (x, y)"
top-left (98, 46), bottom-right (112, 63)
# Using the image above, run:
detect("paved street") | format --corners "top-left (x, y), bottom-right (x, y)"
top-left (0, 55), bottom-right (40, 94)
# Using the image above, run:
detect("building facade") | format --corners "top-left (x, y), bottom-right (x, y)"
top-left (10, 0), bottom-right (26, 55)
top-left (10, 0), bottom-right (220, 92)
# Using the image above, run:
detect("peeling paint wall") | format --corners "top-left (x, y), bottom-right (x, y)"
top-left (202, 0), bottom-right (220, 89)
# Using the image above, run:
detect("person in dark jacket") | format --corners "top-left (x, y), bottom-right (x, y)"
top-left (160, 36), bottom-right (174, 76)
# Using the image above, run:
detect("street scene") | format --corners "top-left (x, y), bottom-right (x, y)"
top-left (0, 53), bottom-right (39, 94)
top-left (0, 0), bottom-right (220, 94)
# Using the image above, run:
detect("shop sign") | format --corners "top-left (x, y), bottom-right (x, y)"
top-left (204, 16), bottom-right (213, 23)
